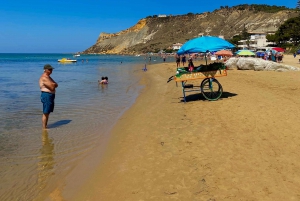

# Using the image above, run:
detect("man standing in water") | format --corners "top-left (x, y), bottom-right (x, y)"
top-left (39, 64), bottom-right (58, 129)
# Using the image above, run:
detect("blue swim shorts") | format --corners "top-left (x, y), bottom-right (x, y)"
top-left (41, 92), bottom-right (55, 114)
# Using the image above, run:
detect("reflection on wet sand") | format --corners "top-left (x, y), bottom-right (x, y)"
top-left (38, 129), bottom-right (55, 190)
top-left (34, 129), bottom-right (55, 201)
top-left (35, 130), bottom-right (65, 201)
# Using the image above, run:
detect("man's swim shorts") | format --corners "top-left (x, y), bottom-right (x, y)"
top-left (41, 92), bottom-right (55, 114)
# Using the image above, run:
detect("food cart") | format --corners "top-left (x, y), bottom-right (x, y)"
top-left (168, 62), bottom-right (227, 102)
top-left (167, 36), bottom-right (235, 102)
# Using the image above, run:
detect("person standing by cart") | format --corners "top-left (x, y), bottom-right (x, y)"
top-left (188, 57), bottom-right (194, 72)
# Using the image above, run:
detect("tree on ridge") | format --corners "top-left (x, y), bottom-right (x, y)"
top-left (297, 0), bottom-right (300, 9)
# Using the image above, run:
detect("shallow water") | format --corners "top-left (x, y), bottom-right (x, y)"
top-left (0, 53), bottom-right (158, 200)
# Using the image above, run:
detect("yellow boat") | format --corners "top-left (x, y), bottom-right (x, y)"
top-left (58, 58), bottom-right (77, 63)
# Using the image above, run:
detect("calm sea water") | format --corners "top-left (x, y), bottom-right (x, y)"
top-left (0, 53), bottom-right (160, 200)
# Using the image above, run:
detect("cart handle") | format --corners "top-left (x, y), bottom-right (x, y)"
top-left (167, 75), bottom-right (174, 83)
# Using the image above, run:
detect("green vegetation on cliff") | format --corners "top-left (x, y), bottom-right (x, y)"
top-left (83, 4), bottom-right (299, 54)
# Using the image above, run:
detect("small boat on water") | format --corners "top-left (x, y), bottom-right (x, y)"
top-left (58, 58), bottom-right (77, 63)
top-left (73, 54), bottom-right (80, 57)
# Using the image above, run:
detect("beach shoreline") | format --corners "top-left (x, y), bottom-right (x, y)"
top-left (65, 55), bottom-right (300, 200)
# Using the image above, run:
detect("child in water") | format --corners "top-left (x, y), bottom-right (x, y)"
top-left (98, 76), bottom-right (108, 84)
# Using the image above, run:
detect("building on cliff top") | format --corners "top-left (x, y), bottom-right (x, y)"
top-left (172, 43), bottom-right (183, 50)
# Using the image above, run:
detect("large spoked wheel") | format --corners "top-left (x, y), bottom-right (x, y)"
top-left (200, 78), bottom-right (223, 101)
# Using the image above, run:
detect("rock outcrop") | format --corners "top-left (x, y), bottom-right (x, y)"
top-left (225, 57), bottom-right (300, 71)
top-left (82, 5), bottom-right (299, 54)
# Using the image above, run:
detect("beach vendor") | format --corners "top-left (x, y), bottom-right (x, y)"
top-left (188, 58), bottom-right (194, 72)
top-left (39, 64), bottom-right (58, 129)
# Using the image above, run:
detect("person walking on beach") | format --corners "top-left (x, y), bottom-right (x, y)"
top-left (181, 54), bottom-right (186, 66)
top-left (162, 55), bottom-right (166, 62)
top-left (39, 64), bottom-right (58, 129)
top-left (175, 54), bottom-right (180, 67)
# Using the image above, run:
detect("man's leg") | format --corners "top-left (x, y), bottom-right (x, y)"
top-left (42, 113), bottom-right (49, 129)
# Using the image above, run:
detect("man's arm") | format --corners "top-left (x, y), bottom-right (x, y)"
top-left (49, 76), bottom-right (58, 88)
top-left (42, 77), bottom-right (58, 91)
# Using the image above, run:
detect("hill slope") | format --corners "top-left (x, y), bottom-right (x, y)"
top-left (83, 5), bottom-right (299, 54)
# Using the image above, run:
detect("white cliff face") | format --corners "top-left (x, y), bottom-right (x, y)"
top-left (225, 57), bottom-right (300, 72)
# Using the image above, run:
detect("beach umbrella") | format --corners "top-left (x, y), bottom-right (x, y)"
top-left (177, 36), bottom-right (235, 64)
top-left (272, 47), bottom-right (285, 52)
top-left (237, 50), bottom-right (255, 56)
top-left (177, 36), bottom-right (235, 55)
top-left (215, 50), bottom-right (233, 56)
top-left (235, 49), bottom-right (251, 54)
top-left (256, 51), bottom-right (265, 57)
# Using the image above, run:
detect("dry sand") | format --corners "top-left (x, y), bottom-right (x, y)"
top-left (71, 55), bottom-right (300, 200)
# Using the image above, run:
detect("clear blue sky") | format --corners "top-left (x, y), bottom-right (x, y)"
top-left (0, 0), bottom-right (296, 53)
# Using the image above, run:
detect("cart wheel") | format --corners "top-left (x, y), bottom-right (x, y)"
top-left (200, 78), bottom-right (223, 101)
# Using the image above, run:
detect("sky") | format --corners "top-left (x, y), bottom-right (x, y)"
top-left (0, 0), bottom-right (297, 53)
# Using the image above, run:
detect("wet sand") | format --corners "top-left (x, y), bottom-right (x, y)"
top-left (69, 55), bottom-right (300, 200)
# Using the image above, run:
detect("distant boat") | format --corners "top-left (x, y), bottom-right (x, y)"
top-left (58, 58), bottom-right (77, 63)
top-left (73, 54), bottom-right (80, 57)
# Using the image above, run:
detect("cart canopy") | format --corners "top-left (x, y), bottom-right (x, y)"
top-left (177, 36), bottom-right (235, 55)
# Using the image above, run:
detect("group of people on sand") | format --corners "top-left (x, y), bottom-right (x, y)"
top-left (175, 54), bottom-right (194, 69)
top-left (98, 76), bottom-right (109, 84)
top-left (261, 51), bottom-right (284, 63)
top-left (175, 54), bottom-right (187, 67)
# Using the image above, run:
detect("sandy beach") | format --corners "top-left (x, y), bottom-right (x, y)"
top-left (68, 54), bottom-right (300, 200)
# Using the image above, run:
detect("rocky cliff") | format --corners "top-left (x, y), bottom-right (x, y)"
top-left (82, 5), bottom-right (299, 54)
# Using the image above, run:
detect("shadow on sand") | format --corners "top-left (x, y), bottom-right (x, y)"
top-left (180, 91), bottom-right (238, 103)
top-left (48, 120), bottom-right (72, 129)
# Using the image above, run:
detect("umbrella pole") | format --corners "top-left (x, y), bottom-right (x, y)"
top-left (205, 53), bottom-right (207, 65)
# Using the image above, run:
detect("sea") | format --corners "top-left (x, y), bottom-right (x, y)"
top-left (0, 53), bottom-right (163, 200)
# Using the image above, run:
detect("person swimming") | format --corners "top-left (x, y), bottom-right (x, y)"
top-left (98, 76), bottom-right (108, 84)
